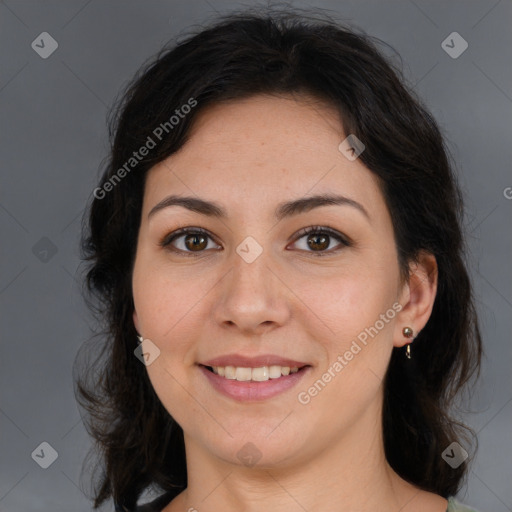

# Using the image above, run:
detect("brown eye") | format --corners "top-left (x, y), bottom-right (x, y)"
top-left (307, 233), bottom-right (330, 251)
top-left (290, 226), bottom-right (351, 256)
top-left (184, 233), bottom-right (208, 251)
top-left (160, 228), bottom-right (221, 255)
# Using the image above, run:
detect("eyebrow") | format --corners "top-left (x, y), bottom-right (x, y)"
top-left (148, 193), bottom-right (370, 222)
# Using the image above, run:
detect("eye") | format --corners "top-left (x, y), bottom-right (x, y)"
top-left (160, 225), bottom-right (351, 257)
top-left (160, 227), bottom-right (221, 255)
top-left (289, 225), bottom-right (351, 256)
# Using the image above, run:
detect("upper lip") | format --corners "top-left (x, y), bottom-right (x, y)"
top-left (201, 354), bottom-right (310, 368)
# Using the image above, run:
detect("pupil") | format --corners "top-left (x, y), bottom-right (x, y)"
top-left (308, 234), bottom-right (328, 251)
top-left (185, 234), bottom-right (207, 251)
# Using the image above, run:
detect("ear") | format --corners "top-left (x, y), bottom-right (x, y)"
top-left (394, 250), bottom-right (438, 348)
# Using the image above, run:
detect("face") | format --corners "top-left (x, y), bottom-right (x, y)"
top-left (132, 94), bottom-right (413, 468)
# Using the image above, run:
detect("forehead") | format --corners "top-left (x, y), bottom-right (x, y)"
top-left (143, 94), bottom-right (386, 222)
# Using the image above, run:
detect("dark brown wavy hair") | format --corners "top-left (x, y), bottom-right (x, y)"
top-left (75, 6), bottom-right (483, 510)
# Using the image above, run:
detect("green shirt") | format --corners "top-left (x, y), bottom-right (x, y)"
top-left (447, 497), bottom-right (481, 512)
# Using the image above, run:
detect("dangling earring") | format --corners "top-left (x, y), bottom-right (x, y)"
top-left (402, 326), bottom-right (414, 359)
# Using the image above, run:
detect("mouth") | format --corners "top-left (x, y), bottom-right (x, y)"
top-left (198, 363), bottom-right (312, 401)
top-left (200, 364), bottom-right (309, 382)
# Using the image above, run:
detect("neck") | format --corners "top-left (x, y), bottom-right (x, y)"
top-left (173, 401), bottom-right (424, 512)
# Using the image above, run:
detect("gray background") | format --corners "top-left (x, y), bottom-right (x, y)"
top-left (1, 1), bottom-right (511, 511)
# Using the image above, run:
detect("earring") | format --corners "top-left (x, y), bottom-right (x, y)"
top-left (137, 334), bottom-right (143, 343)
top-left (402, 326), bottom-right (414, 359)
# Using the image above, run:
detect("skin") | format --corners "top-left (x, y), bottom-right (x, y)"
top-left (132, 94), bottom-right (444, 512)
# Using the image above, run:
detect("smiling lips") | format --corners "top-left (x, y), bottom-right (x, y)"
top-left (199, 354), bottom-right (311, 400)
top-left (201, 354), bottom-right (309, 381)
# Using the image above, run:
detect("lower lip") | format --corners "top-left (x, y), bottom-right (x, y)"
top-left (199, 365), bottom-right (311, 402)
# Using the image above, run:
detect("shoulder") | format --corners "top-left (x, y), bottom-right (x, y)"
top-left (446, 496), bottom-right (482, 512)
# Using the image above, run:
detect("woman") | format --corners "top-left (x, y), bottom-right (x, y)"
top-left (77, 8), bottom-right (483, 512)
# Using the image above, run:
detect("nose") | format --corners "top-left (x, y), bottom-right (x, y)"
top-left (212, 251), bottom-right (291, 335)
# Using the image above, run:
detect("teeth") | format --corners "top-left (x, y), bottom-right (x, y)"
top-left (269, 365), bottom-right (282, 379)
top-left (211, 365), bottom-right (301, 381)
top-left (224, 366), bottom-right (236, 379)
top-left (252, 366), bottom-right (269, 381)
top-left (235, 367), bottom-right (252, 381)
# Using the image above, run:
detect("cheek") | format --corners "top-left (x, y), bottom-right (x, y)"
top-left (144, 360), bottom-right (205, 432)
top-left (296, 275), bottom-right (396, 429)
top-left (132, 257), bottom-right (215, 401)
top-left (133, 267), bottom-right (202, 420)
top-left (132, 254), bottom-right (216, 340)
top-left (291, 261), bottom-right (399, 407)
top-left (292, 262), bottom-right (395, 339)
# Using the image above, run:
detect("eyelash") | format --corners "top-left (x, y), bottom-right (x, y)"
top-left (159, 225), bottom-right (351, 257)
